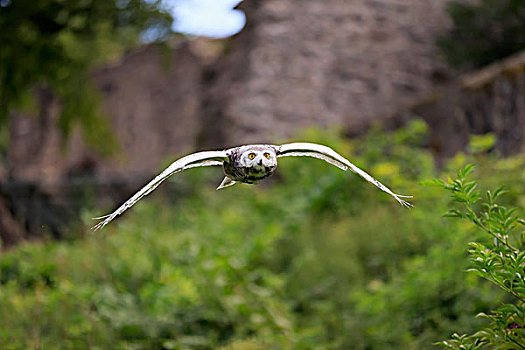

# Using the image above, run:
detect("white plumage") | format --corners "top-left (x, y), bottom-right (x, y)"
top-left (92, 142), bottom-right (412, 230)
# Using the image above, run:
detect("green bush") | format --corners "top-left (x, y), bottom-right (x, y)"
top-left (1, 121), bottom-right (523, 349)
top-left (434, 165), bottom-right (525, 349)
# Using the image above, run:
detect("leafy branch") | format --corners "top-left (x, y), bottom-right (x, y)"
top-left (432, 165), bottom-right (525, 349)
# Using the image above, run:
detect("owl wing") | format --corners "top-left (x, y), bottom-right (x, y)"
top-left (91, 150), bottom-right (229, 230)
top-left (276, 142), bottom-right (413, 207)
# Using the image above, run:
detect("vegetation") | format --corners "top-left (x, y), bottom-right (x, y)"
top-left (1, 122), bottom-right (523, 349)
top-left (437, 0), bottom-right (525, 68)
top-left (434, 165), bottom-right (525, 349)
top-left (2, 0), bottom-right (524, 347)
top-left (0, 0), bottom-right (173, 152)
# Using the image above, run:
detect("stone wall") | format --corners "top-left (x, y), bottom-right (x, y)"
top-left (205, 0), bottom-right (454, 147)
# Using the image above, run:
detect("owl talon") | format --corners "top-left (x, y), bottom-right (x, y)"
top-left (217, 176), bottom-right (237, 190)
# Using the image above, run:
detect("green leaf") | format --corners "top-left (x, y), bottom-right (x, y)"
top-left (421, 179), bottom-right (445, 187)
top-left (461, 164), bottom-right (476, 178)
top-left (444, 209), bottom-right (465, 218)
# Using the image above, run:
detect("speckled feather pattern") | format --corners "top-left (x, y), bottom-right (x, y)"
top-left (223, 145), bottom-right (278, 183)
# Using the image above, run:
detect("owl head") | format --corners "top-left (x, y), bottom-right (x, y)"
top-left (238, 145), bottom-right (277, 169)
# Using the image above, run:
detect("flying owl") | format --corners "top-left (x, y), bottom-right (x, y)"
top-left (92, 142), bottom-right (412, 230)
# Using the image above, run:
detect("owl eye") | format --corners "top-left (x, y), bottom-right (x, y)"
top-left (248, 153), bottom-right (256, 160)
top-left (264, 152), bottom-right (270, 159)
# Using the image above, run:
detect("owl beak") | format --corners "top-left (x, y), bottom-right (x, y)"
top-left (258, 159), bottom-right (263, 166)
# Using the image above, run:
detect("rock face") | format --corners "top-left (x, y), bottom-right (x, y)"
top-left (412, 51), bottom-right (525, 160)
top-left (8, 42), bottom-right (204, 189)
top-left (2, 0), bottom-right (460, 243)
top-left (205, 0), bottom-right (453, 147)
top-left (8, 0), bottom-right (455, 187)
top-left (2, 42), bottom-right (206, 244)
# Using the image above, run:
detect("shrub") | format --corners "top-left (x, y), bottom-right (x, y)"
top-left (434, 165), bottom-right (525, 349)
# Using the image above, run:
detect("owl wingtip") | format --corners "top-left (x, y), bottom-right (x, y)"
top-left (90, 222), bottom-right (105, 231)
top-left (402, 201), bottom-right (414, 208)
top-left (92, 214), bottom-right (112, 220)
top-left (399, 199), bottom-right (414, 208)
top-left (394, 194), bottom-right (414, 208)
top-left (90, 216), bottom-right (111, 231)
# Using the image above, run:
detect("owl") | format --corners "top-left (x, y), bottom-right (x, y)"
top-left (92, 142), bottom-right (412, 230)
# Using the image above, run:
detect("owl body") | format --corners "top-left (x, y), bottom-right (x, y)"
top-left (224, 145), bottom-right (278, 183)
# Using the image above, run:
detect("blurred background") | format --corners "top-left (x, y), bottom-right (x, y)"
top-left (0, 0), bottom-right (524, 348)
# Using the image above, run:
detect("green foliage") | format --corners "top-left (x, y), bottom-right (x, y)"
top-left (1, 121), bottom-right (524, 349)
top-left (437, 0), bottom-right (525, 68)
top-left (0, 0), bottom-right (173, 152)
top-left (435, 165), bottom-right (525, 350)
